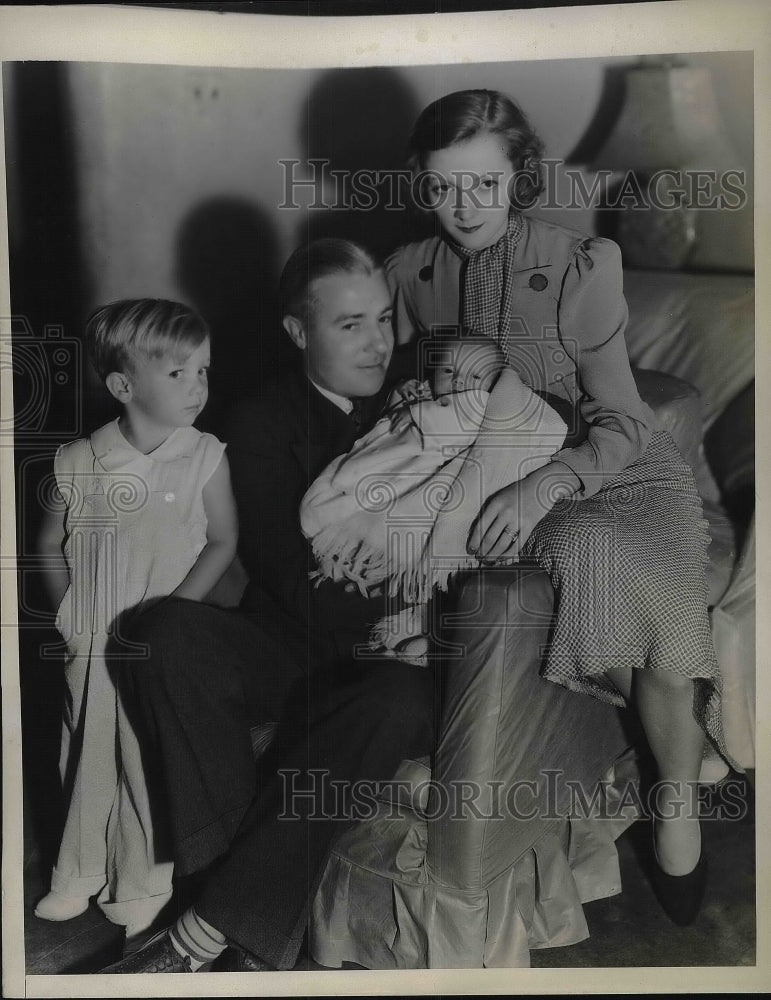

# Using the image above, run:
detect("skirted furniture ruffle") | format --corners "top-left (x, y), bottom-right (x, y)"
top-left (307, 553), bottom-right (643, 970)
top-left (311, 751), bottom-right (641, 969)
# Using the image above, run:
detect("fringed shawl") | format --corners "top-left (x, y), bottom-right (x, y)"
top-left (301, 369), bottom-right (567, 612)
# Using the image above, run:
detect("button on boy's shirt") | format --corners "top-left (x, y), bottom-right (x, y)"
top-left (54, 419), bottom-right (224, 653)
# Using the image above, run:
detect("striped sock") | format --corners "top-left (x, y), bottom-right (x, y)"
top-left (169, 907), bottom-right (227, 971)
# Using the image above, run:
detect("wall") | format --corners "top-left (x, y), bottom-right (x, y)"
top-left (60, 52), bottom-right (753, 402)
top-left (67, 56), bottom-right (613, 310)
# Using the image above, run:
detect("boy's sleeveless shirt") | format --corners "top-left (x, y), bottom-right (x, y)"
top-left (53, 420), bottom-right (225, 654)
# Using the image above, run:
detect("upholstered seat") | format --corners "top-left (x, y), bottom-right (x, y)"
top-left (220, 364), bottom-right (751, 969)
top-left (309, 368), bottom-right (742, 969)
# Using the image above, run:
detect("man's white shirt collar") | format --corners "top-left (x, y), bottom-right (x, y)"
top-left (309, 378), bottom-right (353, 415)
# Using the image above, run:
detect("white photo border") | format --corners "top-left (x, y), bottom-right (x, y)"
top-left (1, 1), bottom-right (768, 996)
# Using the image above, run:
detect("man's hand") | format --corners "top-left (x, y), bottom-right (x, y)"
top-left (386, 380), bottom-right (430, 433)
top-left (344, 581), bottom-right (385, 598)
top-left (384, 634), bottom-right (430, 667)
top-left (394, 378), bottom-right (428, 404)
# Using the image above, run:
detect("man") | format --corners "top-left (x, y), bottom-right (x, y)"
top-left (104, 239), bottom-right (434, 973)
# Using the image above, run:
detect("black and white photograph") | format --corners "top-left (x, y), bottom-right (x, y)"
top-left (1, 2), bottom-right (766, 996)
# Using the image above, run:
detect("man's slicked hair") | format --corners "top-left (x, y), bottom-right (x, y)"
top-left (280, 238), bottom-right (382, 326)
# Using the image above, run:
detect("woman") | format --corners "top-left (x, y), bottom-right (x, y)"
top-left (386, 88), bottom-right (731, 925)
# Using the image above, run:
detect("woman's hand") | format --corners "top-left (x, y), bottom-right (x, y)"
top-left (467, 462), bottom-right (582, 561)
top-left (467, 477), bottom-right (548, 560)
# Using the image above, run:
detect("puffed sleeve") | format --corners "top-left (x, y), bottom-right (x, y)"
top-left (550, 238), bottom-right (654, 498)
top-left (385, 245), bottom-right (423, 383)
top-left (385, 246), bottom-right (420, 346)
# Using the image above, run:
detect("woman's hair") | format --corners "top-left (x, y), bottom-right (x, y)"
top-left (85, 298), bottom-right (209, 380)
top-left (280, 238), bottom-right (382, 325)
top-left (407, 89), bottom-right (545, 210)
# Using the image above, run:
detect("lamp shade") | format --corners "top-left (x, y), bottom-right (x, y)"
top-left (592, 64), bottom-right (736, 172)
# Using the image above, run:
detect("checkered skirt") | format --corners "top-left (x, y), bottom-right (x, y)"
top-left (521, 430), bottom-right (726, 756)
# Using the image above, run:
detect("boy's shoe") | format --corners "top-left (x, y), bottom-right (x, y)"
top-left (101, 928), bottom-right (193, 973)
top-left (34, 890), bottom-right (90, 922)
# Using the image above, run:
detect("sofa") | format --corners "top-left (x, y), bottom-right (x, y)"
top-left (205, 265), bottom-right (754, 968)
top-left (307, 267), bottom-right (755, 969)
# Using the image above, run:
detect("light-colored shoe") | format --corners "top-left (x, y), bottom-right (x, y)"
top-left (34, 890), bottom-right (90, 921)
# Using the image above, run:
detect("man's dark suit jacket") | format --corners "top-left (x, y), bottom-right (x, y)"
top-left (225, 367), bottom-right (387, 671)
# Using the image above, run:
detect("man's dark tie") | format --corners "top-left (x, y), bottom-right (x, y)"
top-left (350, 398), bottom-right (364, 433)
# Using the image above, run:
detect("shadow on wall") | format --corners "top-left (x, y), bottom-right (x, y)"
top-left (565, 63), bottom-right (629, 243)
top-left (175, 196), bottom-right (296, 431)
top-left (299, 67), bottom-right (433, 260)
top-left (565, 63), bottom-right (628, 167)
top-left (7, 62), bottom-right (91, 869)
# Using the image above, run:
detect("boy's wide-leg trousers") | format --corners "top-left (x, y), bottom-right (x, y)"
top-left (52, 638), bottom-right (173, 933)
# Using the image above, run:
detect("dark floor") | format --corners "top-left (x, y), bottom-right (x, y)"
top-left (22, 774), bottom-right (755, 975)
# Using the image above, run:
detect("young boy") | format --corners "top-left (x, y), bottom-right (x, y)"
top-left (36, 299), bottom-right (237, 940)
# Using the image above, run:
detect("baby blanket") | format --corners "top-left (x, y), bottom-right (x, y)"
top-left (301, 370), bottom-right (567, 648)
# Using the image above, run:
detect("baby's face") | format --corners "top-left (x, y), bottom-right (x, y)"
top-left (430, 343), bottom-right (501, 398)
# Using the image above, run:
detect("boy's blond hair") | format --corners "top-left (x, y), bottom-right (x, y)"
top-left (85, 298), bottom-right (209, 380)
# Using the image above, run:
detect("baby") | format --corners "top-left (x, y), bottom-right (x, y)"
top-left (394, 334), bottom-right (505, 407)
top-left (301, 334), bottom-right (567, 664)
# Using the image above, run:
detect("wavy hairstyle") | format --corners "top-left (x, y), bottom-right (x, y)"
top-left (407, 89), bottom-right (545, 211)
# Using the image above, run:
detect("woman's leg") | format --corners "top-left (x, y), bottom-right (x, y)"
top-left (530, 434), bottom-right (725, 881)
top-left (634, 669), bottom-right (704, 875)
top-left (608, 664), bottom-right (703, 875)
